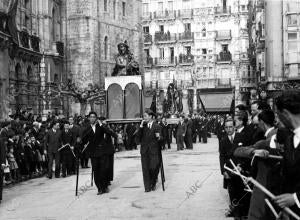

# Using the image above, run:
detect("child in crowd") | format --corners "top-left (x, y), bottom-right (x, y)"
top-left (7, 147), bottom-right (19, 183)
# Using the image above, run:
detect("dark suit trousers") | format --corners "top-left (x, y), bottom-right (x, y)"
top-left (227, 176), bottom-right (250, 217)
top-left (91, 156), bottom-right (110, 191)
top-left (61, 152), bottom-right (75, 175)
top-left (141, 153), bottom-right (160, 191)
top-left (176, 135), bottom-right (184, 150)
top-left (48, 152), bottom-right (61, 177)
top-left (0, 170), bottom-right (3, 201)
top-left (108, 154), bottom-right (114, 181)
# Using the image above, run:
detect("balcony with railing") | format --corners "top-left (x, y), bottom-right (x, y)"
top-left (241, 77), bottom-right (257, 87)
top-left (56, 41), bottom-right (64, 56)
top-left (178, 9), bottom-right (193, 18)
top-left (178, 32), bottom-right (194, 42)
top-left (153, 10), bottom-right (176, 20)
top-left (154, 57), bottom-right (176, 66)
top-left (196, 79), bottom-right (218, 88)
top-left (216, 51), bottom-right (232, 64)
top-left (144, 33), bottom-right (152, 45)
top-left (178, 54), bottom-right (194, 65)
top-left (216, 30), bottom-right (231, 40)
top-left (215, 7), bottom-right (231, 15)
top-left (216, 78), bottom-right (232, 88)
top-left (142, 12), bottom-right (152, 20)
top-left (154, 32), bottom-right (177, 44)
top-left (257, 0), bottom-right (264, 10)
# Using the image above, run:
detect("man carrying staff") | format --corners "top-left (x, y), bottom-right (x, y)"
top-left (82, 112), bottom-right (117, 195)
top-left (136, 109), bottom-right (162, 192)
top-left (273, 90), bottom-right (300, 217)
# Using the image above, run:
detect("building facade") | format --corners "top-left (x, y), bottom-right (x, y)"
top-left (66, 0), bottom-right (143, 115)
top-left (249, 0), bottom-right (300, 106)
top-left (0, 0), bottom-right (66, 118)
top-left (142, 0), bottom-right (255, 114)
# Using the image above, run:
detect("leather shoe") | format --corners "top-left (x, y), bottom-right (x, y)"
top-left (145, 189), bottom-right (151, 193)
top-left (47, 175), bottom-right (52, 179)
top-left (103, 188), bottom-right (109, 193)
top-left (97, 190), bottom-right (103, 195)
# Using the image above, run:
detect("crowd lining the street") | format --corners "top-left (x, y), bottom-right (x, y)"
top-left (3, 90), bottom-right (299, 220)
top-left (218, 90), bottom-right (300, 220)
top-left (0, 108), bottom-right (224, 203)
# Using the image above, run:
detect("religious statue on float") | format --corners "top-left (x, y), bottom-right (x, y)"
top-left (112, 41), bottom-right (140, 76)
top-left (163, 83), bottom-right (183, 115)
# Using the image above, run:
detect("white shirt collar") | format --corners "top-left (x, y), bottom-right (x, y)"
top-left (228, 132), bottom-right (235, 140)
top-left (237, 126), bottom-right (244, 133)
top-left (91, 124), bottom-right (96, 132)
top-left (265, 127), bottom-right (274, 138)
top-left (293, 127), bottom-right (300, 148)
top-left (148, 121), bottom-right (153, 128)
top-left (294, 127), bottom-right (300, 137)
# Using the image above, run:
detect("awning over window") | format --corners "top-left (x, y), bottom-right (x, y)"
top-left (200, 92), bottom-right (233, 112)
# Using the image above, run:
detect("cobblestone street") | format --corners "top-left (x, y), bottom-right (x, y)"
top-left (0, 137), bottom-right (230, 220)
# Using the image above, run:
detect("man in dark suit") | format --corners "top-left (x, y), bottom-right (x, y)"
top-left (219, 118), bottom-right (248, 218)
top-left (82, 112), bottom-right (117, 195)
top-left (0, 137), bottom-right (6, 204)
top-left (61, 122), bottom-right (75, 177)
top-left (68, 116), bottom-right (81, 172)
top-left (159, 117), bottom-right (171, 150)
top-left (44, 121), bottom-right (62, 179)
top-left (136, 109), bottom-right (162, 192)
top-left (234, 110), bottom-right (281, 220)
top-left (184, 115), bottom-right (193, 149)
top-left (99, 117), bottom-right (116, 185)
top-left (273, 90), bottom-right (300, 217)
top-left (176, 116), bottom-right (186, 151)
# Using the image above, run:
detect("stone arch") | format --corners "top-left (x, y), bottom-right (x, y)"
top-left (107, 83), bottom-right (123, 119)
top-left (125, 83), bottom-right (140, 118)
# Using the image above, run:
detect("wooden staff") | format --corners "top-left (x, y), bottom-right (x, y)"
top-left (225, 166), bottom-right (300, 220)
top-left (265, 198), bottom-right (279, 219)
top-left (229, 159), bottom-right (252, 192)
top-left (58, 144), bottom-right (69, 152)
top-left (248, 178), bottom-right (300, 220)
top-left (81, 142), bottom-right (89, 153)
top-left (75, 155), bottom-right (80, 196)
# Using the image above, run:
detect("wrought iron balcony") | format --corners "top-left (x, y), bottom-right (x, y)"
top-left (216, 30), bottom-right (231, 40)
top-left (178, 9), bottom-right (193, 18)
top-left (142, 12), bottom-right (152, 20)
top-left (241, 77), bottom-right (257, 86)
top-left (257, 0), bottom-right (264, 10)
top-left (179, 54), bottom-right (194, 65)
top-left (216, 52), bottom-right (232, 63)
top-left (216, 78), bottom-right (232, 88)
top-left (178, 32), bottom-right (194, 42)
top-left (144, 33), bottom-right (152, 44)
top-left (153, 10), bottom-right (175, 20)
top-left (154, 57), bottom-right (176, 66)
top-left (215, 7), bottom-right (231, 14)
top-left (154, 32), bottom-right (177, 43)
top-left (56, 41), bottom-right (64, 56)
